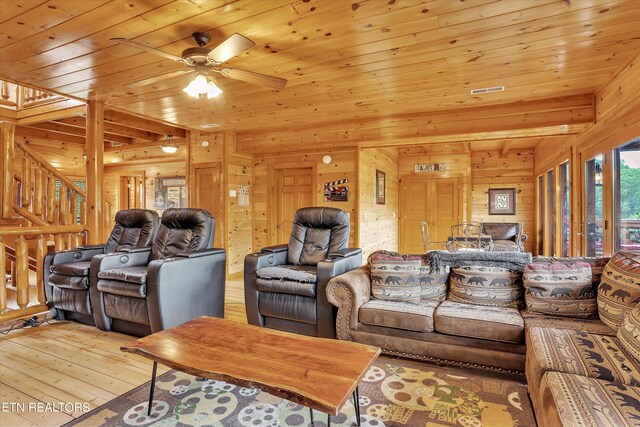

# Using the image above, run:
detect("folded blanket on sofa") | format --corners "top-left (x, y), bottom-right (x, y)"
top-left (426, 250), bottom-right (532, 272)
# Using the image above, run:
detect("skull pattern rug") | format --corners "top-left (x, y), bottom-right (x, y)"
top-left (66, 357), bottom-right (535, 427)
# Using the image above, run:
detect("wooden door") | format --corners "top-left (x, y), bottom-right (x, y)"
top-left (400, 176), bottom-right (462, 253)
top-left (119, 175), bottom-right (143, 210)
top-left (193, 163), bottom-right (222, 248)
top-left (274, 168), bottom-right (313, 244)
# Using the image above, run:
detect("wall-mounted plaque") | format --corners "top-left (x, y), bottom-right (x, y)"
top-left (414, 163), bottom-right (446, 173)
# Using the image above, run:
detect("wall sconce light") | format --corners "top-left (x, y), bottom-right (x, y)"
top-left (183, 72), bottom-right (222, 99)
top-left (161, 133), bottom-right (178, 154)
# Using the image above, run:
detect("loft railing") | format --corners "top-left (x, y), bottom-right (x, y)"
top-left (0, 225), bottom-right (85, 321)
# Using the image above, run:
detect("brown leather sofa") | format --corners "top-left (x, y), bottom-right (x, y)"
top-left (244, 207), bottom-right (362, 338)
top-left (44, 209), bottom-right (159, 325)
top-left (326, 251), bottom-right (614, 372)
top-left (481, 222), bottom-right (527, 252)
top-left (90, 208), bottom-right (226, 337)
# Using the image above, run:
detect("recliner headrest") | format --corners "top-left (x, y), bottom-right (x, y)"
top-left (151, 208), bottom-right (214, 260)
top-left (287, 207), bottom-right (350, 265)
top-left (105, 209), bottom-right (159, 253)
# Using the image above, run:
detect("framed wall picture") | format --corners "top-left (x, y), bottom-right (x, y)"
top-left (488, 188), bottom-right (516, 215)
top-left (376, 170), bottom-right (386, 205)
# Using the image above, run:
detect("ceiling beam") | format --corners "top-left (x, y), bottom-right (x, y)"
top-left (23, 121), bottom-right (133, 146)
top-left (104, 109), bottom-right (186, 138)
top-left (15, 125), bottom-right (85, 145)
top-left (16, 102), bottom-right (85, 125)
top-left (54, 116), bottom-right (164, 141)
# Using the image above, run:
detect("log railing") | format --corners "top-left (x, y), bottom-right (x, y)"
top-left (17, 85), bottom-right (64, 108)
top-left (0, 225), bottom-right (86, 322)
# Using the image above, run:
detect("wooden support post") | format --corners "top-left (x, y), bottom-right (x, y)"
top-left (70, 192), bottom-right (78, 225)
top-left (0, 121), bottom-right (16, 219)
top-left (15, 235), bottom-right (29, 309)
top-left (54, 234), bottom-right (65, 252)
top-left (21, 154), bottom-right (32, 208)
top-left (86, 101), bottom-right (104, 243)
top-left (0, 237), bottom-right (6, 313)
top-left (36, 235), bottom-right (46, 304)
top-left (59, 184), bottom-right (69, 224)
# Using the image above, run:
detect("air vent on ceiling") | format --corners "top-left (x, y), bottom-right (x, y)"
top-left (110, 141), bottom-right (124, 147)
top-left (470, 86), bottom-right (505, 95)
top-left (199, 123), bottom-right (220, 129)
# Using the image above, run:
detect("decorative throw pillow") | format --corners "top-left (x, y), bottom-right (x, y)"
top-left (369, 252), bottom-right (421, 303)
top-left (448, 265), bottom-right (523, 308)
top-left (617, 301), bottom-right (640, 362)
top-left (523, 260), bottom-right (595, 318)
top-left (598, 252), bottom-right (640, 330)
top-left (418, 262), bottom-right (449, 302)
top-left (534, 256), bottom-right (609, 291)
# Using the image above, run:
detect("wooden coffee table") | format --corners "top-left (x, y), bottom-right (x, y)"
top-left (121, 316), bottom-right (380, 425)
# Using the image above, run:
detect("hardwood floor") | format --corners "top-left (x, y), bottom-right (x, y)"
top-left (0, 277), bottom-right (246, 426)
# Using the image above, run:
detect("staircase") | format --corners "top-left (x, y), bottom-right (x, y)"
top-left (1, 95), bottom-right (88, 322)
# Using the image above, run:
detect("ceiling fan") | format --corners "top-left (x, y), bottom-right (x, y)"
top-left (111, 32), bottom-right (287, 97)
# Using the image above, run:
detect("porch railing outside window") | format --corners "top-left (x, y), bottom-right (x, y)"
top-left (614, 138), bottom-right (640, 252)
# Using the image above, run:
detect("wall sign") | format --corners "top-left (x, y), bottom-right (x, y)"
top-left (414, 163), bottom-right (446, 173)
top-left (324, 179), bottom-right (349, 202)
top-left (155, 176), bottom-right (186, 209)
top-left (376, 170), bottom-right (386, 205)
top-left (238, 185), bottom-right (250, 207)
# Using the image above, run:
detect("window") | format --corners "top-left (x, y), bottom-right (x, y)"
top-left (559, 162), bottom-right (570, 257)
top-left (614, 138), bottom-right (640, 252)
top-left (538, 175), bottom-right (544, 255)
top-left (546, 170), bottom-right (556, 255)
top-left (585, 155), bottom-right (603, 257)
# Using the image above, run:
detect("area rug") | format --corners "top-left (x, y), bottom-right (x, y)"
top-left (66, 357), bottom-right (535, 426)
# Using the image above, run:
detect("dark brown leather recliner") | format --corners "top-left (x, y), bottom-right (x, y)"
top-left (481, 222), bottom-right (528, 252)
top-left (244, 207), bottom-right (362, 338)
top-left (44, 209), bottom-right (159, 325)
top-left (90, 208), bottom-right (225, 336)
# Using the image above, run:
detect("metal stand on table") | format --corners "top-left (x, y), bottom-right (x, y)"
top-left (309, 386), bottom-right (360, 426)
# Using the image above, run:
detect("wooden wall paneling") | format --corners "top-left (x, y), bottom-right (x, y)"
top-left (596, 50), bottom-right (640, 121)
top-left (358, 147), bottom-right (398, 260)
top-left (252, 150), bottom-right (358, 251)
top-left (225, 150), bottom-right (253, 276)
top-left (470, 149), bottom-right (535, 253)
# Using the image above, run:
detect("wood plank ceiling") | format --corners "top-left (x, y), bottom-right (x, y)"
top-left (1, 0), bottom-right (639, 149)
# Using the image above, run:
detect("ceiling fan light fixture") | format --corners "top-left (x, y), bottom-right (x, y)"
top-left (183, 73), bottom-right (209, 98)
top-left (161, 133), bottom-right (178, 154)
top-left (206, 80), bottom-right (222, 98)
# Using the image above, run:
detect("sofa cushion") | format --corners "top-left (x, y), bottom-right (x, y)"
top-left (50, 261), bottom-right (91, 276)
top-left (369, 254), bottom-right (421, 302)
top-left (618, 302), bottom-right (640, 362)
top-left (97, 266), bottom-right (148, 285)
top-left (598, 251), bottom-right (640, 330)
top-left (539, 372), bottom-right (640, 427)
top-left (47, 272), bottom-right (89, 290)
top-left (359, 299), bottom-right (438, 333)
top-left (256, 265), bottom-right (317, 297)
top-left (526, 327), bottom-right (640, 396)
top-left (523, 260), bottom-right (596, 318)
top-left (521, 310), bottom-right (615, 336)
top-left (448, 265), bottom-right (523, 308)
top-left (434, 300), bottom-right (524, 343)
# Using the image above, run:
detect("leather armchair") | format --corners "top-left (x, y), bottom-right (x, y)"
top-left (44, 209), bottom-right (159, 325)
top-left (244, 207), bottom-right (362, 338)
top-left (481, 222), bottom-right (528, 252)
top-left (90, 208), bottom-right (226, 336)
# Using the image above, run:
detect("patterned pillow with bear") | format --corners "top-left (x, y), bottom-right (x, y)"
top-left (448, 265), bottom-right (523, 308)
top-left (369, 251), bottom-right (421, 303)
top-left (523, 260), bottom-right (595, 318)
top-left (598, 252), bottom-right (640, 330)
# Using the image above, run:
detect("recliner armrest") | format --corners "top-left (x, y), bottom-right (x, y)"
top-left (176, 248), bottom-right (226, 258)
top-left (91, 250), bottom-right (151, 271)
top-left (118, 247), bottom-right (152, 253)
top-left (261, 244), bottom-right (289, 253)
top-left (328, 248), bottom-right (362, 258)
top-left (76, 244), bottom-right (106, 251)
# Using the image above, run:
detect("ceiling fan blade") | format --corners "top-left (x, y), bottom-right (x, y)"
top-left (207, 33), bottom-right (256, 64)
top-left (220, 67), bottom-right (287, 90)
top-left (111, 37), bottom-right (183, 62)
top-left (125, 70), bottom-right (192, 88)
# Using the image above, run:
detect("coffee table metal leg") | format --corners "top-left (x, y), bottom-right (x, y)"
top-left (309, 408), bottom-right (314, 425)
top-left (352, 386), bottom-right (361, 426)
top-left (147, 361), bottom-right (158, 416)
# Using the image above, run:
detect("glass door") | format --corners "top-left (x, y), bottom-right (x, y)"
top-left (584, 155), bottom-right (604, 256)
top-left (559, 162), bottom-right (570, 257)
top-left (613, 138), bottom-right (640, 252)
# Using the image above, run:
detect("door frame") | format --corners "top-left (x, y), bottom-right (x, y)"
top-left (267, 163), bottom-right (317, 246)
top-left (398, 174), bottom-right (464, 253)
top-left (190, 161), bottom-right (224, 247)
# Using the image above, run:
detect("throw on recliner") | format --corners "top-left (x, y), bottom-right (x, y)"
top-left (44, 209), bottom-right (159, 325)
top-left (244, 207), bottom-right (362, 338)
